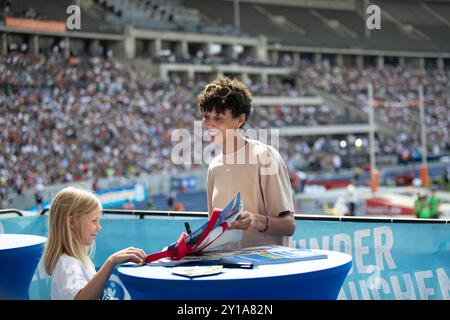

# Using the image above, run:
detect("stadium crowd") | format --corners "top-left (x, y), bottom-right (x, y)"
top-left (0, 52), bottom-right (449, 205)
top-left (295, 62), bottom-right (450, 160)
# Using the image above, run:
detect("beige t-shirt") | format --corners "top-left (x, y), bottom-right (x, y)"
top-left (207, 138), bottom-right (295, 248)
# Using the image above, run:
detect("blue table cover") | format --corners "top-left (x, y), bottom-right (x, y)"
top-left (0, 234), bottom-right (47, 299)
top-left (118, 249), bottom-right (352, 300)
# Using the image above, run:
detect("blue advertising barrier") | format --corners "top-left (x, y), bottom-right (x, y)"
top-left (170, 176), bottom-right (196, 193)
top-left (294, 219), bottom-right (450, 300)
top-left (96, 184), bottom-right (147, 209)
top-left (27, 184), bottom-right (147, 212)
top-left (0, 214), bottom-right (448, 300)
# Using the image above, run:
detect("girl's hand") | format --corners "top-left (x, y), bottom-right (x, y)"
top-left (109, 247), bottom-right (146, 265)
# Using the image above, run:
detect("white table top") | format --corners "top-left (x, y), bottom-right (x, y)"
top-left (0, 234), bottom-right (47, 251)
top-left (118, 249), bottom-right (352, 281)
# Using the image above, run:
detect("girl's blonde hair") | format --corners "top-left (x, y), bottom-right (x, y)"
top-left (43, 186), bottom-right (102, 275)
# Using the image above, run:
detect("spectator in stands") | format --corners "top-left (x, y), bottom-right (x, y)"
top-left (427, 187), bottom-right (440, 219)
top-left (146, 196), bottom-right (154, 210)
top-left (173, 201), bottom-right (185, 211)
top-left (92, 178), bottom-right (99, 193)
top-left (444, 167), bottom-right (449, 187)
top-left (345, 184), bottom-right (358, 216)
top-left (34, 182), bottom-right (44, 212)
top-left (43, 186), bottom-right (146, 299)
top-left (167, 190), bottom-right (177, 210)
top-left (123, 198), bottom-right (135, 210)
top-left (414, 192), bottom-right (430, 219)
top-left (353, 167), bottom-right (362, 186)
top-left (24, 7), bottom-right (37, 19)
top-left (0, 0), bottom-right (10, 19)
top-left (297, 170), bottom-right (308, 193)
top-left (332, 154), bottom-right (342, 174)
top-left (0, 183), bottom-right (7, 209)
top-left (197, 76), bottom-right (296, 249)
top-left (180, 179), bottom-right (188, 193)
top-left (289, 171), bottom-right (298, 192)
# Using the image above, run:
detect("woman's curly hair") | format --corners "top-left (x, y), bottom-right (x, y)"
top-left (196, 76), bottom-right (252, 128)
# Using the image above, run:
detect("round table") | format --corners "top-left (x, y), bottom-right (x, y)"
top-left (0, 234), bottom-right (47, 299)
top-left (118, 249), bottom-right (352, 300)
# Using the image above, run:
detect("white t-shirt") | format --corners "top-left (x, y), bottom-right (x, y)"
top-left (51, 254), bottom-right (96, 300)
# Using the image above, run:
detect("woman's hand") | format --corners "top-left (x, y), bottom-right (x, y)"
top-left (228, 210), bottom-right (267, 231)
top-left (109, 247), bottom-right (146, 265)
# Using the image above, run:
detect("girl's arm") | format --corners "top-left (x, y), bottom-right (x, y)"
top-left (75, 247), bottom-right (145, 300)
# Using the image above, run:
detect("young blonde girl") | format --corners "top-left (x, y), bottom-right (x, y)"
top-left (43, 186), bottom-right (146, 300)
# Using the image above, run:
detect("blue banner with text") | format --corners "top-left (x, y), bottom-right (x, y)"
top-left (1, 215), bottom-right (448, 300)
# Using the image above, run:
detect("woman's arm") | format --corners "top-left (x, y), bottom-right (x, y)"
top-left (75, 247), bottom-right (145, 300)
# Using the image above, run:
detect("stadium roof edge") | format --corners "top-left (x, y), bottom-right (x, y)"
top-left (267, 44), bottom-right (450, 58)
top-left (2, 25), bottom-right (449, 58)
top-left (0, 26), bottom-right (124, 41)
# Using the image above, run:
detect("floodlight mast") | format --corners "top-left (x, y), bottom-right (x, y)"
top-left (368, 82), bottom-right (378, 194)
top-left (419, 85), bottom-right (429, 187)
